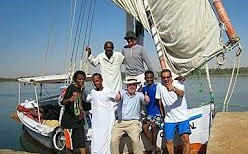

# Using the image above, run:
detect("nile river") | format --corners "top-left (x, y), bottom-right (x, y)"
top-left (0, 75), bottom-right (247, 152)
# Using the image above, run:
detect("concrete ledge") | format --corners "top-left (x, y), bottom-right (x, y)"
top-left (207, 112), bottom-right (248, 154)
top-left (0, 149), bottom-right (36, 154)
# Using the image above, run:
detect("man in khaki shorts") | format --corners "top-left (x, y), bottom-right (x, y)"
top-left (111, 78), bottom-right (150, 154)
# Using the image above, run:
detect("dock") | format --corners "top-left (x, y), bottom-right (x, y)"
top-left (0, 149), bottom-right (36, 154)
top-left (207, 112), bottom-right (248, 154)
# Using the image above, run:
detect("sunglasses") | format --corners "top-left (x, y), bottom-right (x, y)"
top-left (127, 83), bottom-right (137, 86)
top-left (162, 76), bottom-right (171, 79)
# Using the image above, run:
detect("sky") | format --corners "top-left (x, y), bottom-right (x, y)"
top-left (0, 0), bottom-right (247, 78)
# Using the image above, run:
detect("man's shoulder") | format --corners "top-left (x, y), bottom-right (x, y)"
top-left (113, 51), bottom-right (124, 56)
top-left (156, 83), bottom-right (163, 88)
top-left (97, 52), bottom-right (105, 57)
top-left (173, 79), bottom-right (184, 86)
top-left (136, 91), bottom-right (144, 97)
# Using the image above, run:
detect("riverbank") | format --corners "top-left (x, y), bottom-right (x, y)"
top-left (1, 67), bottom-right (248, 82)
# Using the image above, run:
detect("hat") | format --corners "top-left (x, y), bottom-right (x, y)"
top-left (123, 78), bottom-right (141, 84)
top-left (124, 31), bottom-right (137, 40)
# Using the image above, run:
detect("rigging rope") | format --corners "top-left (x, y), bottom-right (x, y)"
top-left (87, 0), bottom-right (96, 46)
top-left (80, 0), bottom-right (96, 73)
top-left (72, 0), bottom-right (86, 66)
top-left (222, 45), bottom-right (242, 112)
top-left (63, 0), bottom-right (76, 75)
top-left (81, 0), bottom-right (94, 59)
top-left (69, 0), bottom-right (78, 65)
top-left (205, 64), bottom-right (215, 103)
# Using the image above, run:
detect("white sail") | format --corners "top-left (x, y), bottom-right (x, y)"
top-left (112, 0), bottom-right (224, 76)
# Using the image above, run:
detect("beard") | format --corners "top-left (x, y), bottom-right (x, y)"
top-left (105, 51), bottom-right (113, 59)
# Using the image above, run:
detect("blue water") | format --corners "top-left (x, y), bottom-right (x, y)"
top-left (0, 75), bottom-right (247, 152)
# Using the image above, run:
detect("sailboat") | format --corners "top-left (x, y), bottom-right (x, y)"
top-left (16, 0), bottom-right (95, 151)
top-left (16, 0), bottom-right (242, 153)
top-left (111, 0), bottom-right (242, 153)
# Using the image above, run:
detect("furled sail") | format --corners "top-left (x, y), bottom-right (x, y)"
top-left (112, 0), bottom-right (224, 76)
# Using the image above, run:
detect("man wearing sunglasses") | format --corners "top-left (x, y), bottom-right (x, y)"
top-left (122, 31), bottom-right (154, 89)
top-left (156, 69), bottom-right (191, 154)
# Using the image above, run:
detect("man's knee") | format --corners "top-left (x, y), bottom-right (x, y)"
top-left (181, 134), bottom-right (190, 144)
top-left (165, 140), bottom-right (173, 146)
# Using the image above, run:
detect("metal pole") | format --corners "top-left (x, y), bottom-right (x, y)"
top-left (126, 12), bottom-right (134, 33)
top-left (34, 84), bottom-right (41, 123)
top-left (135, 20), bottom-right (144, 45)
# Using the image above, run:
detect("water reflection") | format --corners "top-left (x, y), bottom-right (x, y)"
top-left (19, 127), bottom-right (55, 153)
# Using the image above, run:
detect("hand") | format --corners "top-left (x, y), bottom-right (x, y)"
top-left (144, 92), bottom-right (150, 103)
top-left (86, 46), bottom-right (91, 56)
top-left (165, 82), bottom-right (174, 91)
top-left (115, 91), bottom-right (121, 102)
top-left (69, 92), bottom-right (77, 102)
top-left (175, 76), bottom-right (186, 82)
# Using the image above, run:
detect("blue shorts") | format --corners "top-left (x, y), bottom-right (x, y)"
top-left (163, 120), bottom-right (191, 141)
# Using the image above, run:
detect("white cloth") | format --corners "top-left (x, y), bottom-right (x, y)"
top-left (88, 51), bottom-right (124, 92)
top-left (112, 0), bottom-right (223, 76)
top-left (86, 88), bottom-right (117, 154)
top-left (155, 80), bottom-right (189, 123)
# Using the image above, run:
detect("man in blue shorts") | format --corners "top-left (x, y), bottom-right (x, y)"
top-left (156, 69), bottom-right (191, 154)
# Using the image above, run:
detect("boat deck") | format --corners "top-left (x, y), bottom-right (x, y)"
top-left (207, 112), bottom-right (248, 154)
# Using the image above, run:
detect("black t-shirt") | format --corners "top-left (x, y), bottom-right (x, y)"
top-left (61, 84), bottom-right (86, 129)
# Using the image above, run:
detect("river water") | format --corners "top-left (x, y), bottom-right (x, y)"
top-left (0, 75), bottom-right (247, 152)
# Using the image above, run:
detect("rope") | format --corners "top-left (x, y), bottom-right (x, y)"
top-left (80, 0), bottom-right (96, 74)
top-left (69, 0), bottom-right (78, 65)
top-left (205, 64), bottom-right (215, 103)
top-left (81, 0), bottom-right (94, 60)
top-left (222, 46), bottom-right (242, 112)
top-left (72, 0), bottom-right (86, 65)
top-left (74, 0), bottom-right (87, 61)
top-left (87, 0), bottom-right (96, 46)
top-left (63, 0), bottom-right (75, 77)
top-left (225, 47), bottom-right (242, 111)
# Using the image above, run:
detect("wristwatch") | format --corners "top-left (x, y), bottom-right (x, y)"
top-left (173, 86), bottom-right (176, 92)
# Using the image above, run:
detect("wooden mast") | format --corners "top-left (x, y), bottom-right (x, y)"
top-left (212, 0), bottom-right (239, 43)
top-left (126, 13), bottom-right (144, 46)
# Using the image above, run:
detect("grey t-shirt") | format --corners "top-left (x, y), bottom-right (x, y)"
top-left (122, 44), bottom-right (153, 76)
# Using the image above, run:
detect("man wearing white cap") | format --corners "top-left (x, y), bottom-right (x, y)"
top-left (111, 78), bottom-right (150, 154)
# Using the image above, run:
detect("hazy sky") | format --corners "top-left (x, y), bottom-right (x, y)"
top-left (0, 0), bottom-right (247, 77)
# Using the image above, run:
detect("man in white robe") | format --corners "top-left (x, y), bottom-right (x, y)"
top-left (86, 41), bottom-right (124, 92)
top-left (86, 73), bottom-right (118, 154)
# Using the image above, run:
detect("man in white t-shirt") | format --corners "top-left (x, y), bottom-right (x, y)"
top-left (155, 69), bottom-right (191, 154)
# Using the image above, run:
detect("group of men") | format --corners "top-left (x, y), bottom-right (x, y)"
top-left (60, 31), bottom-right (191, 154)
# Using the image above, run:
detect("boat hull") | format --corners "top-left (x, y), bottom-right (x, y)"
top-left (23, 125), bottom-right (53, 149)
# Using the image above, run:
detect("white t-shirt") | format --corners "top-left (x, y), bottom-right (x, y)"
top-left (155, 80), bottom-right (189, 123)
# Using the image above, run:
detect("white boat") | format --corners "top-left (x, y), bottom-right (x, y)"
top-left (17, 74), bottom-right (93, 151)
top-left (111, 0), bottom-right (242, 153)
top-left (17, 0), bottom-right (242, 153)
top-left (16, 0), bottom-right (94, 151)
